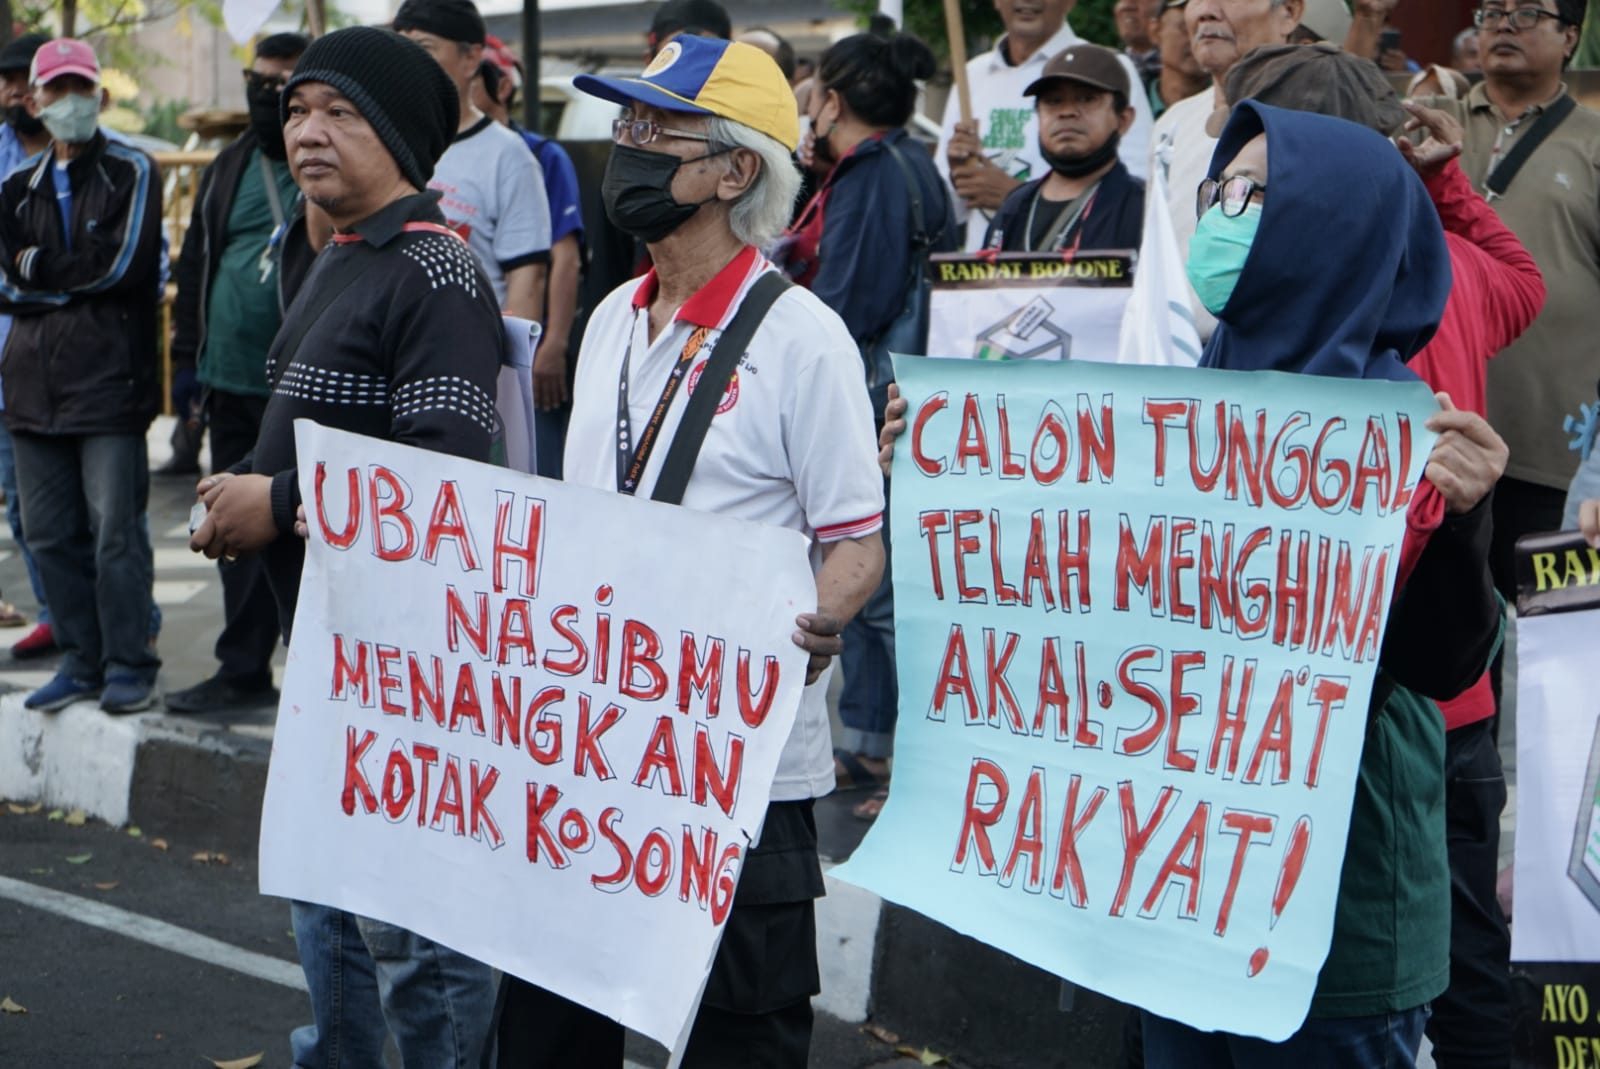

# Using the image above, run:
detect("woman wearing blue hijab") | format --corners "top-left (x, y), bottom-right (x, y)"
top-left (1140, 101), bottom-right (1505, 1069)
top-left (1189, 100), bottom-right (1453, 381)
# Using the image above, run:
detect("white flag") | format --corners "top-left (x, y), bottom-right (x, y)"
top-left (1117, 160), bottom-right (1202, 366)
top-left (223, 0), bottom-right (282, 45)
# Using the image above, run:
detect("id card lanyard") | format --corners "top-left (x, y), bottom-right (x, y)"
top-left (614, 320), bottom-right (713, 495)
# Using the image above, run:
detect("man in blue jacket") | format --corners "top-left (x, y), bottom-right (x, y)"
top-left (984, 44), bottom-right (1146, 253)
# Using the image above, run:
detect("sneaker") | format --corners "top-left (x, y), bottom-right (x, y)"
top-left (12, 622), bottom-right (55, 659)
top-left (25, 672), bottom-right (101, 711)
top-left (165, 674), bottom-right (278, 714)
top-left (101, 673), bottom-right (157, 715)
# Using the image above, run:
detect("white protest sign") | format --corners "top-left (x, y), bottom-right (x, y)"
top-left (259, 421), bottom-right (816, 1048)
top-left (927, 252), bottom-right (1134, 364)
top-left (1509, 531), bottom-right (1600, 1066)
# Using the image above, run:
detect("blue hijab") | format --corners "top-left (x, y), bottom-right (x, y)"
top-left (1198, 101), bottom-right (1451, 381)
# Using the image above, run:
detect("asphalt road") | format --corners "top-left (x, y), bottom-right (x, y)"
top-left (0, 806), bottom-right (909, 1069)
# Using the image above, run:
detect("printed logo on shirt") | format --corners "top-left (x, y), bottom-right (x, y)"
top-left (687, 360), bottom-right (739, 414)
top-left (983, 107), bottom-right (1030, 152)
top-left (446, 219), bottom-right (473, 243)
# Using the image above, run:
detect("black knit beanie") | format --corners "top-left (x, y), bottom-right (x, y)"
top-left (281, 26), bottom-right (458, 190)
top-left (393, 0), bottom-right (487, 46)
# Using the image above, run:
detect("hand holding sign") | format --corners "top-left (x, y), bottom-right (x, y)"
top-left (1423, 392), bottom-right (1508, 514)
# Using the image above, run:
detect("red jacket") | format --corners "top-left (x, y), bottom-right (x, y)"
top-left (1400, 159), bottom-right (1545, 730)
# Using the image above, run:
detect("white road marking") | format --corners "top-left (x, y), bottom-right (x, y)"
top-left (0, 873), bottom-right (307, 991)
top-left (154, 579), bottom-right (207, 605)
top-left (153, 546), bottom-right (214, 572)
top-left (163, 522), bottom-right (193, 540)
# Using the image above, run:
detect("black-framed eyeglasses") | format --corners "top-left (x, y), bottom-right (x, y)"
top-left (1474, 6), bottom-right (1568, 30)
top-left (243, 70), bottom-right (290, 93)
top-left (1196, 175), bottom-right (1266, 220)
top-left (611, 117), bottom-right (713, 148)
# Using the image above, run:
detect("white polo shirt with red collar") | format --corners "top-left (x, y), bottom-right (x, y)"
top-left (565, 245), bottom-right (884, 802)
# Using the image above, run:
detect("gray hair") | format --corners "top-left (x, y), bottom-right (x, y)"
top-left (1453, 26), bottom-right (1478, 52)
top-left (706, 116), bottom-right (801, 250)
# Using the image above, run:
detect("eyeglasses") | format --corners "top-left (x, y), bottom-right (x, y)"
top-left (1196, 175), bottom-right (1266, 220)
top-left (243, 70), bottom-right (290, 93)
top-left (1474, 6), bottom-right (1567, 30)
top-left (611, 117), bottom-right (712, 148)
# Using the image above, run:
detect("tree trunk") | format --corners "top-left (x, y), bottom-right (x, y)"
top-left (0, 0), bottom-right (13, 48)
top-left (62, 0), bottom-right (77, 38)
top-left (305, 0), bottom-right (325, 38)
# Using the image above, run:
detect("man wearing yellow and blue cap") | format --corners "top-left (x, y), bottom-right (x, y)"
top-left (494, 35), bottom-right (886, 1068)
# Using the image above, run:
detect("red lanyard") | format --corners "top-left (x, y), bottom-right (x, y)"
top-left (329, 221), bottom-right (466, 245)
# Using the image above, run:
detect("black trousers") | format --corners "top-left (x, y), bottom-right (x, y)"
top-left (1488, 475), bottom-right (1567, 603)
top-left (1424, 718), bottom-right (1512, 1068)
top-left (494, 801), bottom-right (822, 1069)
top-left (207, 389), bottom-right (280, 685)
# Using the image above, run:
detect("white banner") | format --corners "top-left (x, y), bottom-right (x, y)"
top-left (1513, 532), bottom-right (1600, 963)
top-left (926, 252), bottom-right (1133, 364)
top-left (259, 421), bottom-right (816, 1049)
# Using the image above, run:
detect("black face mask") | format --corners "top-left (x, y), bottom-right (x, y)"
top-left (602, 142), bottom-right (728, 244)
top-left (247, 85), bottom-right (287, 160)
top-left (1041, 130), bottom-right (1121, 179)
top-left (4, 104), bottom-right (43, 139)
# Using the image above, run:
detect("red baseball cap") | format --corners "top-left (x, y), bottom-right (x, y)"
top-left (30, 38), bottom-right (99, 87)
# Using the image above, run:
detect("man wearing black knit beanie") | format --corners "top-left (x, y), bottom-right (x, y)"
top-left (188, 25), bottom-right (505, 1069)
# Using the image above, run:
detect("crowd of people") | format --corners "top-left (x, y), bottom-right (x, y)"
top-left (0, 0), bottom-right (1595, 1065)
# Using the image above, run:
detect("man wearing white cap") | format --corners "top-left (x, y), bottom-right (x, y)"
top-left (0, 38), bottom-right (163, 715)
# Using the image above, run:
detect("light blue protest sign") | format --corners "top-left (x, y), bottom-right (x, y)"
top-left (832, 356), bottom-right (1439, 1040)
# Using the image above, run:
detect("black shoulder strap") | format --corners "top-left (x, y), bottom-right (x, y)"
top-left (650, 271), bottom-right (791, 505)
top-left (1486, 94), bottom-right (1577, 197)
top-left (880, 138), bottom-right (928, 249)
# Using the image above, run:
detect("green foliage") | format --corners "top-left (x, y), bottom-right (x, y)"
top-left (832, 0), bottom-right (1122, 62)
top-left (140, 94), bottom-right (188, 144)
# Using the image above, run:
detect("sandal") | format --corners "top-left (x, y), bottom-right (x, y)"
top-left (853, 789), bottom-right (889, 821)
top-left (833, 748), bottom-right (889, 792)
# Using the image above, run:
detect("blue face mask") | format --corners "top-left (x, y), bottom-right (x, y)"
top-left (1185, 202), bottom-right (1262, 315)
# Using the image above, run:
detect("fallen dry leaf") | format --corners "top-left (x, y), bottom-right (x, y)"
top-left (63, 809), bottom-right (86, 826)
top-left (207, 1053), bottom-right (263, 1069)
top-left (862, 1023), bottom-right (900, 1045)
top-left (93, 882), bottom-right (118, 891)
top-left (0, 996), bottom-right (26, 1014)
top-left (894, 1047), bottom-right (949, 1066)
top-left (191, 850), bottom-right (231, 865)
top-left (63, 853), bottom-right (92, 865)
top-left (150, 838), bottom-right (168, 851)
top-left (125, 826), bottom-right (142, 838)
top-left (191, 851), bottom-right (210, 863)
top-left (46, 808), bottom-right (63, 821)
top-left (8, 802), bottom-right (41, 815)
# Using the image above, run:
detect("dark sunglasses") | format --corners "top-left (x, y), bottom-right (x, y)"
top-left (242, 70), bottom-right (290, 93)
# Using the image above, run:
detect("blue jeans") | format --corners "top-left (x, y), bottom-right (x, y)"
top-left (838, 500), bottom-right (894, 759)
top-left (0, 421), bottom-right (49, 624)
top-left (534, 400), bottom-right (570, 480)
top-left (11, 432), bottom-right (157, 680)
top-left (289, 901), bottom-right (497, 1069)
top-left (1142, 1006), bottom-right (1431, 1068)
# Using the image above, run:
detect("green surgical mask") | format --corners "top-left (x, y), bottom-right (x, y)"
top-left (1185, 202), bottom-right (1261, 315)
top-left (38, 93), bottom-right (99, 146)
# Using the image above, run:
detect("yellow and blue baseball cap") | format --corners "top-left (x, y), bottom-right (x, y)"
top-left (574, 35), bottom-right (799, 152)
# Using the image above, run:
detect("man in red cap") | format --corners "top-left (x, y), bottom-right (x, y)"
top-left (0, 38), bottom-right (163, 714)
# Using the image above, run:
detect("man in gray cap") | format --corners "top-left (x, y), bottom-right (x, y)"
top-left (982, 43), bottom-right (1145, 253)
top-left (189, 25), bottom-right (505, 1069)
